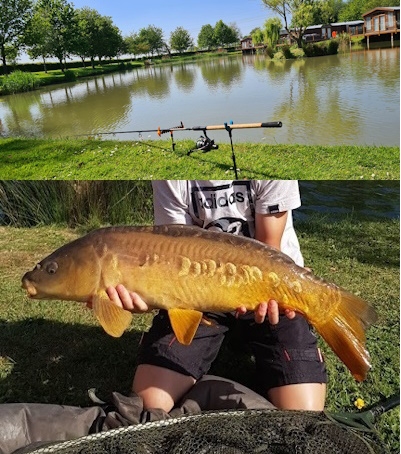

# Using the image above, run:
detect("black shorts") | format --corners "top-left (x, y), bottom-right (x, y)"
top-left (137, 310), bottom-right (327, 391)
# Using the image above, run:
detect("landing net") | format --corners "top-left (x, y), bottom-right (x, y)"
top-left (22, 408), bottom-right (388, 454)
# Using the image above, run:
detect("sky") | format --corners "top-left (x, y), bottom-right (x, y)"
top-left (69, 0), bottom-right (272, 40)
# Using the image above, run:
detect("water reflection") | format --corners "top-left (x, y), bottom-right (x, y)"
top-left (199, 56), bottom-right (243, 91)
top-left (172, 64), bottom-right (197, 93)
top-left (0, 48), bottom-right (399, 145)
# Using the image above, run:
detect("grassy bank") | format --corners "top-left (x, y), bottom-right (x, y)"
top-left (0, 138), bottom-right (398, 179)
top-left (0, 216), bottom-right (399, 451)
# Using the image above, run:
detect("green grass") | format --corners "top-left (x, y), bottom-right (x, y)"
top-left (0, 216), bottom-right (399, 452)
top-left (0, 138), bottom-right (398, 179)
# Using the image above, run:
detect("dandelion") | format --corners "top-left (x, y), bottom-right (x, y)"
top-left (354, 398), bottom-right (365, 410)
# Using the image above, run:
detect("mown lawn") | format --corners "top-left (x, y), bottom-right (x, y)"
top-left (0, 215), bottom-right (399, 452)
top-left (0, 138), bottom-right (398, 179)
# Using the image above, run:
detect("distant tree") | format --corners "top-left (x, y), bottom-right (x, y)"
top-left (98, 20), bottom-right (124, 61)
top-left (31, 0), bottom-right (77, 71)
top-left (125, 32), bottom-right (150, 58)
top-left (214, 20), bottom-right (239, 46)
top-left (251, 27), bottom-right (265, 45)
top-left (170, 27), bottom-right (193, 53)
top-left (138, 25), bottom-right (165, 56)
top-left (4, 44), bottom-right (18, 65)
top-left (198, 24), bottom-right (217, 49)
top-left (0, 0), bottom-right (34, 73)
top-left (263, 17), bottom-right (282, 48)
top-left (312, 0), bottom-right (343, 24)
top-left (261, 0), bottom-right (315, 47)
top-left (338, 0), bottom-right (397, 21)
top-left (229, 22), bottom-right (242, 41)
top-left (24, 10), bottom-right (53, 71)
top-left (74, 7), bottom-right (104, 67)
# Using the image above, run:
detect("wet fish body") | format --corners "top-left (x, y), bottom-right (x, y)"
top-left (22, 225), bottom-right (377, 381)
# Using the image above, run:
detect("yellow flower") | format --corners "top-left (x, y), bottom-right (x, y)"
top-left (354, 398), bottom-right (365, 410)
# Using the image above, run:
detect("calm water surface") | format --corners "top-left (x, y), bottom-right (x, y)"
top-left (0, 47), bottom-right (399, 146)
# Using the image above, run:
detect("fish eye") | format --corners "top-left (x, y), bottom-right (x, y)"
top-left (46, 262), bottom-right (58, 275)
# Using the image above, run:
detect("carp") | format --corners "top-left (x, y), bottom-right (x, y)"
top-left (21, 224), bottom-right (377, 381)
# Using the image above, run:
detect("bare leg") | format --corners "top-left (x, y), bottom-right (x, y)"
top-left (132, 364), bottom-right (196, 412)
top-left (268, 383), bottom-right (326, 411)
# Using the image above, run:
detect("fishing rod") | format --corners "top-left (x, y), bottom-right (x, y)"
top-left (75, 121), bottom-right (282, 138)
top-left (75, 120), bottom-right (283, 178)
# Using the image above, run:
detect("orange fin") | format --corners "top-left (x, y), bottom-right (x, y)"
top-left (315, 290), bottom-right (377, 381)
top-left (92, 294), bottom-right (133, 338)
top-left (168, 308), bottom-right (203, 345)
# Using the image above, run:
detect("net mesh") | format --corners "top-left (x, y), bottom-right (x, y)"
top-left (23, 409), bottom-right (388, 454)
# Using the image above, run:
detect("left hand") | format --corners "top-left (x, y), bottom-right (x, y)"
top-left (236, 299), bottom-right (296, 325)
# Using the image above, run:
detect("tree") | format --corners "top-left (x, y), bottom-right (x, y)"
top-left (170, 27), bottom-right (193, 53)
top-left (137, 25), bottom-right (165, 56)
top-left (261, 0), bottom-right (315, 47)
top-left (74, 7), bottom-right (124, 68)
top-left (0, 0), bottom-right (34, 73)
top-left (198, 24), bottom-right (216, 49)
top-left (94, 17), bottom-right (124, 62)
top-left (338, 0), bottom-right (396, 21)
top-left (125, 33), bottom-right (150, 58)
top-left (74, 7), bottom-right (103, 67)
top-left (312, 0), bottom-right (343, 25)
top-left (263, 17), bottom-right (282, 48)
top-left (214, 20), bottom-right (239, 46)
top-left (251, 27), bottom-right (265, 45)
top-left (31, 0), bottom-right (77, 71)
top-left (24, 10), bottom-right (53, 71)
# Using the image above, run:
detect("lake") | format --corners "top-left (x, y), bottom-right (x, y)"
top-left (0, 47), bottom-right (399, 146)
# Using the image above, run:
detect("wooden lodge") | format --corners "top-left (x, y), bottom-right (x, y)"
top-left (362, 6), bottom-right (400, 48)
top-left (242, 6), bottom-right (400, 52)
top-left (241, 37), bottom-right (265, 54)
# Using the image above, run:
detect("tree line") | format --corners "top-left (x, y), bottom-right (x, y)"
top-left (0, 0), bottom-right (398, 74)
top-left (0, 0), bottom-right (240, 74)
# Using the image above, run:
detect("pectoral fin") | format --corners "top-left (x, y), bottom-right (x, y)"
top-left (92, 294), bottom-right (133, 337)
top-left (168, 308), bottom-right (203, 345)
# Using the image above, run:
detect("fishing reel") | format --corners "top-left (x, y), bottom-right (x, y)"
top-left (187, 131), bottom-right (218, 155)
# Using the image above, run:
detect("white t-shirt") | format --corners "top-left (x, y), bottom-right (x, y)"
top-left (152, 180), bottom-right (304, 266)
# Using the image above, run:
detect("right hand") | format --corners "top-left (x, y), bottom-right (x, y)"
top-left (106, 284), bottom-right (152, 313)
top-left (236, 300), bottom-right (296, 325)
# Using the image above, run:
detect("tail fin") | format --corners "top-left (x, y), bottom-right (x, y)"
top-left (316, 291), bottom-right (377, 381)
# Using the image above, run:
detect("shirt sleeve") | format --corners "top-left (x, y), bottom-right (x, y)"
top-left (253, 180), bottom-right (301, 214)
top-left (152, 180), bottom-right (193, 225)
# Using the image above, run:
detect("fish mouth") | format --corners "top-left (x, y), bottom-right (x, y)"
top-left (21, 278), bottom-right (38, 298)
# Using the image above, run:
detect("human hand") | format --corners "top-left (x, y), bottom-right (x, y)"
top-left (86, 284), bottom-right (152, 313)
top-left (236, 299), bottom-right (296, 325)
